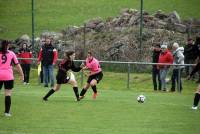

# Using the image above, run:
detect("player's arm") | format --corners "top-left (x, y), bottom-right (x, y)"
top-left (16, 64), bottom-right (24, 81)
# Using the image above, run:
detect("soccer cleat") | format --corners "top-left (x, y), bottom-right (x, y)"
top-left (4, 113), bottom-right (12, 117)
top-left (79, 96), bottom-right (85, 100)
top-left (92, 93), bottom-right (97, 100)
top-left (191, 106), bottom-right (198, 110)
top-left (76, 98), bottom-right (80, 102)
top-left (42, 97), bottom-right (48, 101)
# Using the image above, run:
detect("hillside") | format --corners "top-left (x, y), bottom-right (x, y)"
top-left (0, 0), bottom-right (200, 39)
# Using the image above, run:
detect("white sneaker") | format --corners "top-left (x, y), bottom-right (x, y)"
top-left (23, 82), bottom-right (27, 85)
top-left (192, 106), bottom-right (198, 110)
top-left (4, 113), bottom-right (12, 117)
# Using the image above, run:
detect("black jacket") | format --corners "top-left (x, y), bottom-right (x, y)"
top-left (152, 50), bottom-right (161, 68)
top-left (184, 44), bottom-right (197, 60)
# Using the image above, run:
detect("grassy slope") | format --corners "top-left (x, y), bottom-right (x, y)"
top-left (0, 70), bottom-right (199, 134)
top-left (0, 0), bottom-right (200, 39)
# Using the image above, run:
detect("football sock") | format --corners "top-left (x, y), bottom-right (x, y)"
top-left (43, 89), bottom-right (55, 99)
top-left (73, 87), bottom-right (79, 99)
top-left (5, 96), bottom-right (11, 113)
top-left (91, 86), bottom-right (97, 93)
top-left (193, 93), bottom-right (200, 107)
top-left (80, 88), bottom-right (87, 96)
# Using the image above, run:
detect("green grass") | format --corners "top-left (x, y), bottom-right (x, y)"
top-left (0, 0), bottom-right (200, 39)
top-left (0, 70), bottom-right (200, 134)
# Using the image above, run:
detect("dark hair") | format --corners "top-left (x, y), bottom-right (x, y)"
top-left (64, 50), bottom-right (75, 60)
top-left (87, 51), bottom-right (92, 55)
top-left (0, 40), bottom-right (9, 54)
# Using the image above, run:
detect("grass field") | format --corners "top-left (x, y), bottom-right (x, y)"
top-left (0, 0), bottom-right (200, 39)
top-left (0, 70), bottom-right (200, 134)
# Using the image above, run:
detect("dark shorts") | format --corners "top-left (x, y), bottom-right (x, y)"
top-left (56, 73), bottom-right (70, 84)
top-left (0, 80), bottom-right (14, 90)
top-left (87, 71), bottom-right (103, 84)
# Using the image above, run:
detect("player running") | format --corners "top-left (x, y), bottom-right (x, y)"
top-left (187, 61), bottom-right (200, 110)
top-left (42, 50), bottom-right (82, 101)
top-left (79, 51), bottom-right (103, 100)
top-left (0, 40), bottom-right (24, 117)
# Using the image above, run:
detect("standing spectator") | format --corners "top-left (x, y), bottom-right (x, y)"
top-left (152, 44), bottom-right (161, 91)
top-left (18, 43), bottom-right (32, 85)
top-left (194, 36), bottom-right (200, 83)
top-left (38, 37), bottom-right (58, 88)
top-left (184, 38), bottom-right (196, 77)
top-left (0, 40), bottom-right (24, 116)
top-left (157, 44), bottom-right (173, 91)
top-left (171, 43), bottom-right (184, 92)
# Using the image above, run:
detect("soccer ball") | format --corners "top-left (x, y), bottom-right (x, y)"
top-left (137, 95), bottom-right (145, 103)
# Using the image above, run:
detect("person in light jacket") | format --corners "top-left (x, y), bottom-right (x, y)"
top-left (171, 42), bottom-right (184, 92)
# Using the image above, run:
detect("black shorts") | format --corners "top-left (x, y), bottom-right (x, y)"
top-left (87, 71), bottom-right (103, 84)
top-left (0, 80), bottom-right (14, 90)
top-left (56, 73), bottom-right (70, 84)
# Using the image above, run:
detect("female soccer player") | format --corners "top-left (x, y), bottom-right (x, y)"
top-left (0, 40), bottom-right (24, 117)
top-left (43, 50), bottom-right (82, 101)
top-left (187, 61), bottom-right (200, 110)
top-left (79, 51), bottom-right (103, 100)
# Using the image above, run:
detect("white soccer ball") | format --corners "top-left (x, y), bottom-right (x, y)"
top-left (137, 95), bottom-right (146, 103)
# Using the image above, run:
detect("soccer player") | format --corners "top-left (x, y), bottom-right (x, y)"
top-left (43, 50), bottom-right (82, 101)
top-left (187, 61), bottom-right (200, 110)
top-left (0, 40), bottom-right (24, 117)
top-left (79, 51), bottom-right (103, 100)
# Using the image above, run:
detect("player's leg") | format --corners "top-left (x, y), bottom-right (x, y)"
top-left (4, 80), bottom-right (13, 116)
top-left (43, 84), bottom-right (61, 101)
top-left (90, 72), bottom-right (103, 99)
top-left (192, 85), bottom-right (200, 110)
top-left (68, 78), bottom-right (80, 101)
top-left (79, 83), bottom-right (90, 99)
top-left (90, 79), bottom-right (98, 99)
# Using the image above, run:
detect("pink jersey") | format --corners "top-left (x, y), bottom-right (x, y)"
top-left (86, 57), bottom-right (102, 74)
top-left (0, 50), bottom-right (19, 80)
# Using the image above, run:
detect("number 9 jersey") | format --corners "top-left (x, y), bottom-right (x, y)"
top-left (0, 50), bottom-right (19, 80)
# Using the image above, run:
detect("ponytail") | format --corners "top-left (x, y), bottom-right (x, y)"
top-left (0, 40), bottom-right (9, 54)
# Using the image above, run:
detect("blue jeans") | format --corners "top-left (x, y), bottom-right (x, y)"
top-left (159, 68), bottom-right (169, 91)
top-left (43, 65), bottom-right (54, 87)
top-left (171, 69), bottom-right (182, 92)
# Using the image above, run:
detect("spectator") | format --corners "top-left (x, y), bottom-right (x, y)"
top-left (184, 38), bottom-right (196, 76)
top-left (38, 37), bottom-right (58, 88)
top-left (171, 43), bottom-right (184, 92)
top-left (151, 43), bottom-right (161, 91)
top-left (158, 44), bottom-right (173, 91)
top-left (18, 43), bottom-right (32, 85)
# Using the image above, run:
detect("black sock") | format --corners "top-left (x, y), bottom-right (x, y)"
top-left (80, 88), bottom-right (87, 96)
top-left (193, 93), bottom-right (200, 107)
top-left (5, 96), bottom-right (11, 113)
top-left (43, 89), bottom-right (55, 100)
top-left (73, 87), bottom-right (79, 99)
top-left (91, 86), bottom-right (97, 93)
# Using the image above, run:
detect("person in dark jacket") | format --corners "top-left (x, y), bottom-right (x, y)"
top-left (42, 50), bottom-right (83, 102)
top-left (151, 43), bottom-right (161, 91)
top-left (187, 61), bottom-right (200, 110)
top-left (18, 43), bottom-right (32, 84)
top-left (184, 38), bottom-right (196, 76)
top-left (38, 37), bottom-right (58, 88)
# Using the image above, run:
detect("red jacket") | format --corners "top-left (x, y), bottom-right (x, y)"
top-left (18, 49), bottom-right (33, 64)
top-left (158, 50), bottom-right (173, 69)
